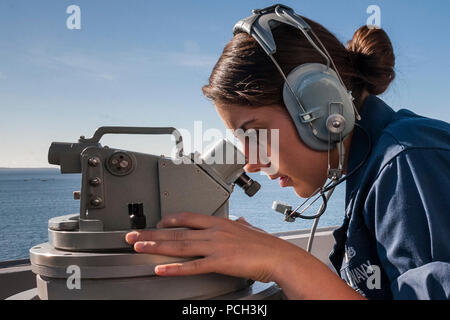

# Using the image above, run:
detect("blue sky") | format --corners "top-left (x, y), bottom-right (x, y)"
top-left (1, 0), bottom-right (449, 167)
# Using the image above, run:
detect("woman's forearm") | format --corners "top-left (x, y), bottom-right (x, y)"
top-left (272, 242), bottom-right (366, 300)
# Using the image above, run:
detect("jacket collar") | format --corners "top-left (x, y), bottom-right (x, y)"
top-left (345, 95), bottom-right (396, 204)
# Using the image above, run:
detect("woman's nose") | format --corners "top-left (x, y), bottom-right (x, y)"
top-left (244, 162), bottom-right (271, 173)
top-left (244, 163), bottom-right (260, 173)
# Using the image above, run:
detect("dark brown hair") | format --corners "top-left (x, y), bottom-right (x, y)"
top-left (202, 17), bottom-right (395, 110)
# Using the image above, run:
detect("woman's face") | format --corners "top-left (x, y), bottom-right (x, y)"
top-left (215, 102), bottom-right (330, 198)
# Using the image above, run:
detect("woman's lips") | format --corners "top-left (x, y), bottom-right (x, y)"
top-left (279, 176), bottom-right (291, 187)
top-left (268, 174), bottom-right (292, 188)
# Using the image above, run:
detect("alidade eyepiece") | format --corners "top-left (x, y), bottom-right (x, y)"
top-left (235, 173), bottom-right (261, 197)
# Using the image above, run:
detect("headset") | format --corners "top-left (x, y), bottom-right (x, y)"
top-left (233, 4), bottom-right (361, 171)
top-left (233, 4), bottom-right (370, 252)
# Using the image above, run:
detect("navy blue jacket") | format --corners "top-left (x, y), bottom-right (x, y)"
top-left (329, 95), bottom-right (450, 299)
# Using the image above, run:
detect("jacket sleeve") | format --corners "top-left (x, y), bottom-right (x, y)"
top-left (363, 147), bottom-right (450, 299)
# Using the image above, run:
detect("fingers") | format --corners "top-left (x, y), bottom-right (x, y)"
top-left (154, 258), bottom-right (213, 276)
top-left (235, 216), bottom-right (251, 226)
top-left (235, 216), bottom-right (266, 233)
top-left (126, 228), bottom-right (208, 245)
top-left (156, 212), bottom-right (228, 229)
top-left (133, 240), bottom-right (211, 257)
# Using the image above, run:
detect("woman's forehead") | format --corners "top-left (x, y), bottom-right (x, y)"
top-left (214, 102), bottom-right (284, 129)
top-left (214, 103), bottom-right (254, 129)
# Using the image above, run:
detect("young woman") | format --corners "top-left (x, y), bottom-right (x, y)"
top-left (125, 11), bottom-right (450, 300)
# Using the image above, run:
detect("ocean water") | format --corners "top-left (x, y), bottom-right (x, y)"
top-left (0, 168), bottom-right (346, 261)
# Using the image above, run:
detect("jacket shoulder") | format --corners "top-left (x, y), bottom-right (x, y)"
top-left (383, 109), bottom-right (450, 151)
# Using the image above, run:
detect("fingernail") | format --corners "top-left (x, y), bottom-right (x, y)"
top-left (126, 232), bottom-right (139, 244)
top-left (155, 265), bottom-right (167, 274)
top-left (134, 241), bottom-right (156, 251)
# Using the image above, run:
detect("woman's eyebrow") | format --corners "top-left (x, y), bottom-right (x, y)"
top-left (237, 119), bottom-right (256, 131)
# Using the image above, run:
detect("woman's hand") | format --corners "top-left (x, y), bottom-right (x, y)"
top-left (125, 212), bottom-right (366, 299)
top-left (125, 212), bottom-right (295, 283)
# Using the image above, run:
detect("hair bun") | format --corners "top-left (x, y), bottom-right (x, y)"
top-left (347, 26), bottom-right (395, 95)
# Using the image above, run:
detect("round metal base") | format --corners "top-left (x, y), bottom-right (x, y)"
top-left (29, 242), bottom-right (282, 300)
top-left (8, 282), bottom-right (282, 300)
top-left (36, 274), bottom-right (252, 300)
top-left (30, 242), bottom-right (189, 279)
top-left (49, 228), bottom-right (132, 251)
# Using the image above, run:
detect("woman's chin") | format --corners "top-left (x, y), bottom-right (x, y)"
top-left (292, 184), bottom-right (318, 199)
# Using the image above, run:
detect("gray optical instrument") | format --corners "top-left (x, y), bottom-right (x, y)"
top-left (46, 126), bottom-right (260, 247)
top-left (27, 127), bottom-right (284, 300)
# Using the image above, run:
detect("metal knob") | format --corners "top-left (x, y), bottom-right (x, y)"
top-left (326, 114), bottom-right (346, 134)
top-left (88, 157), bottom-right (101, 167)
top-left (90, 197), bottom-right (103, 207)
top-left (89, 177), bottom-right (102, 186)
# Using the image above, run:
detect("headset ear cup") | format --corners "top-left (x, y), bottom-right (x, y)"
top-left (282, 63), bottom-right (355, 151)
